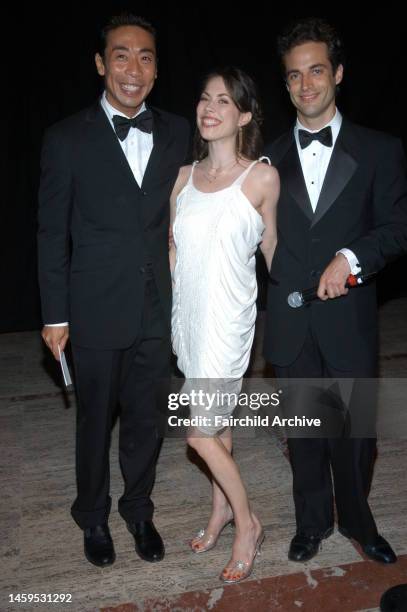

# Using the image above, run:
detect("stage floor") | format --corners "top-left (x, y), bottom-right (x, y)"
top-left (1, 299), bottom-right (406, 612)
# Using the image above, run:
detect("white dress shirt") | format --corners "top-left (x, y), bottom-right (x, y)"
top-left (46, 93), bottom-right (154, 327)
top-left (294, 108), bottom-right (361, 275)
top-left (100, 91), bottom-right (153, 187)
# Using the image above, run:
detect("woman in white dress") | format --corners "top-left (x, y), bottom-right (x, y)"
top-left (169, 67), bottom-right (280, 583)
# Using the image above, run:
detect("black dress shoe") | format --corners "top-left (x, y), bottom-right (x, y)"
top-left (84, 524), bottom-right (115, 567)
top-left (126, 520), bottom-right (165, 562)
top-left (288, 533), bottom-right (321, 562)
top-left (363, 536), bottom-right (397, 564)
top-left (339, 528), bottom-right (397, 564)
top-left (380, 584), bottom-right (407, 611)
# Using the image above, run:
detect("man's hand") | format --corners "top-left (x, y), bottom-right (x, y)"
top-left (317, 253), bottom-right (351, 301)
top-left (41, 325), bottom-right (70, 361)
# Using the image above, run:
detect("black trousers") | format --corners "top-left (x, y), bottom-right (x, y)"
top-left (273, 327), bottom-right (379, 545)
top-left (70, 275), bottom-right (170, 529)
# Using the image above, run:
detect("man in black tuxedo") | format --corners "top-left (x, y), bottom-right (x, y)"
top-left (38, 14), bottom-right (189, 567)
top-left (264, 18), bottom-right (407, 563)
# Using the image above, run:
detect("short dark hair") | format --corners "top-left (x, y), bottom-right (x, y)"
top-left (277, 17), bottom-right (344, 74)
top-left (98, 12), bottom-right (156, 57)
top-left (194, 66), bottom-right (264, 162)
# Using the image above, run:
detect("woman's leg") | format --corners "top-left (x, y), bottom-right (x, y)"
top-left (191, 427), bottom-right (233, 551)
top-left (187, 430), bottom-right (263, 580)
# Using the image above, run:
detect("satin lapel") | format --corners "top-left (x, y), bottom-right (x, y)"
top-left (85, 101), bottom-right (142, 193)
top-left (141, 109), bottom-right (172, 191)
top-left (278, 137), bottom-right (314, 222)
top-left (311, 124), bottom-right (358, 227)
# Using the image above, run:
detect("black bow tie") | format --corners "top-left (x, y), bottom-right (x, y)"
top-left (298, 126), bottom-right (333, 149)
top-left (112, 110), bottom-right (153, 141)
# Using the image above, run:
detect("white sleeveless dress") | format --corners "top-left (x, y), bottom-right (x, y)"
top-left (172, 158), bottom-right (268, 433)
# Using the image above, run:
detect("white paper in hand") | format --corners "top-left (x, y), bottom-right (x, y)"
top-left (58, 344), bottom-right (73, 389)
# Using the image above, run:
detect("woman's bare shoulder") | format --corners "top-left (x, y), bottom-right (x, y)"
top-left (179, 164), bottom-right (193, 180)
top-left (250, 160), bottom-right (279, 188)
top-left (172, 164), bottom-right (192, 196)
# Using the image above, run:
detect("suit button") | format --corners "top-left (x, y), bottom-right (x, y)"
top-left (142, 191), bottom-right (147, 196)
top-left (139, 266), bottom-right (145, 274)
top-left (310, 270), bottom-right (316, 278)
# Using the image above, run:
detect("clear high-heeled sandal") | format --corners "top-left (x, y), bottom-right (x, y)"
top-left (190, 518), bottom-right (235, 553)
top-left (220, 529), bottom-right (265, 583)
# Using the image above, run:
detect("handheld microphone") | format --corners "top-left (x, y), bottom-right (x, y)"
top-left (287, 272), bottom-right (375, 308)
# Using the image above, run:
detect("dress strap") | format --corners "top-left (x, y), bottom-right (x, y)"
top-left (232, 159), bottom-right (259, 187)
top-left (186, 161), bottom-right (199, 185)
top-left (233, 156), bottom-right (272, 187)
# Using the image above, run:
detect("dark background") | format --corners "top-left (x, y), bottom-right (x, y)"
top-left (3, 2), bottom-right (406, 333)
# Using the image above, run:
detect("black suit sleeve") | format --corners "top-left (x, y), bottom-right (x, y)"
top-left (182, 119), bottom-right (193, 165)
top-left (37, 126), bottom-right (73, 324)
top-left (348, 138), bottom-right (407, 274)
top-left (263, 143), bottom-right (275, 163)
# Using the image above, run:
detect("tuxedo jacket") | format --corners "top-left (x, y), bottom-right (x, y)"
top-left (38, 100), bottom-right (190, 349)
top-left (264, 118), bottom-right (407, 370)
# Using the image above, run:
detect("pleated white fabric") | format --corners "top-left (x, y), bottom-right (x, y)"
top-left (171, 159), bottom-right (268, 433)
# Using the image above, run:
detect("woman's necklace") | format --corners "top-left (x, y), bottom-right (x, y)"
top-left (202, 157), bottom-right (239, 183)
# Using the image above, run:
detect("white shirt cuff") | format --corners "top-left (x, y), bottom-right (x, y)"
top-left (337, 248), bottom-right (361, 275)
top-left (45, 322), bottom-right (69, 327)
